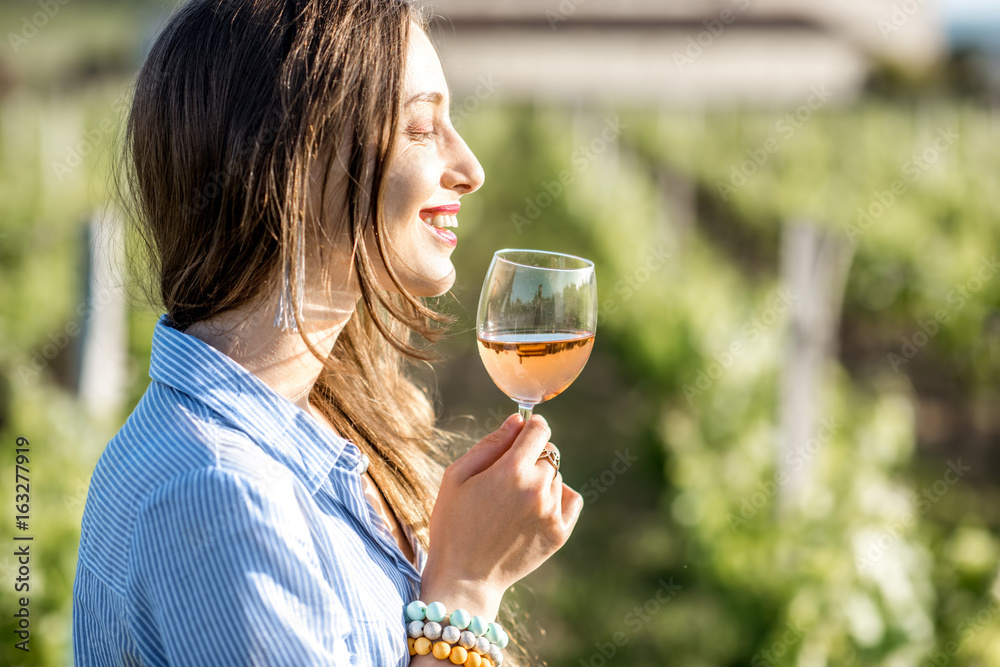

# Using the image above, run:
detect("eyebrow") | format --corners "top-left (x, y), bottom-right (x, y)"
top-left (404, 91), bottom-right (446, 107)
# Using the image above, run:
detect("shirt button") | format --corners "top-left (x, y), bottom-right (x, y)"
top-left (357, 453), bottom-right (370, 475)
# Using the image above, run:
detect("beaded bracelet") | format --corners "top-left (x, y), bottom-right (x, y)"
top-left (404, 600), bottom-right (507, 666)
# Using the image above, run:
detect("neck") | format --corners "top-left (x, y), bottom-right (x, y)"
top-left (185, 291), bottom-right (358, 414)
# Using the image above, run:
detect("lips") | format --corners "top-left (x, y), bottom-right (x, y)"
top-left (420, 203), bottom-right (460, 226)
top-left (421, 204), bottom-right (461, 216)
top-left (419, 203), bottom-right (460, 235)
top-left (419, 204), bottom-right (460, 247)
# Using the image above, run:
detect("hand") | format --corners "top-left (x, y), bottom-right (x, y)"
top-left (419, 414), bottom-right (584, 620)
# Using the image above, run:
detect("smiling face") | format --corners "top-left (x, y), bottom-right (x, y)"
top-left (376, 25), bottom-right (486, 297)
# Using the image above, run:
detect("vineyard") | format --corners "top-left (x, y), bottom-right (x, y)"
top-left (2, 4), bottom-right (1000, 665)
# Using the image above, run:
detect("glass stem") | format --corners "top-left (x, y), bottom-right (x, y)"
top-left (518, 404), bottom-right (534, 422)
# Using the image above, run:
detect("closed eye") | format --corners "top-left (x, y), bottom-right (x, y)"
top-left (404, 122), bottom-right (437, 140)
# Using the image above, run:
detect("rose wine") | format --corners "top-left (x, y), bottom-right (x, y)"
top-left (477, 331), bottom-right (595, 406)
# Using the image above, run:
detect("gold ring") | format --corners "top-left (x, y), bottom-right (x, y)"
top-left (537, 447), bottom-right (560, 472)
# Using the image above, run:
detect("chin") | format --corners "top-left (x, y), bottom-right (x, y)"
top-left (405, 263), bottom-right (456, 297)
top-left (369, 239), bottom-right (457, 297)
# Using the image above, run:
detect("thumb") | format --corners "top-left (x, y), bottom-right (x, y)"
top-left (449, 414), bottom-right (524, 481)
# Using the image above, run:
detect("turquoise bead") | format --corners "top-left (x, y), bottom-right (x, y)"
top-left (405, 601), bottom-right (426, 622)
top-left (425, 601), bottom-right (448, 623)
top-left (496, 628), bottom-right (510, 649)
top-left (468, 615), bottom-right (489, 637)
top-left (449, 608), bottom-right (471, 630)
top-left (485, 622), bottom-right (504, 644)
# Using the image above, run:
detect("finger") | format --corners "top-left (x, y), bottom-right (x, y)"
top-left (502, 415), bottom-right (552, 471)
top-left (535, 443), bottom-right (560, 483)
top-left (547, 469), bottom-right (563, 501)
top-left (559, 484), bottom-right (584, 530)
top-left (448, 414), bottom-right (524, 481)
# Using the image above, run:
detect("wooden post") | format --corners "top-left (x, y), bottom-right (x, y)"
top-left (77, 210), bottom-right (128, 421)
top-left (778, 221), bottom-right (854, 514)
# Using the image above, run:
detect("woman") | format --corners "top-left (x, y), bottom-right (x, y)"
top-left (72, 0), bottom-right (583, 665)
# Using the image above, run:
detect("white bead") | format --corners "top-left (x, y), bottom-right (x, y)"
top-left (407, 620), bottom-right (424, 638)
top-left (423, 621), bottom-right (442, 641)
top-left (475, 637), bottom-right (491, 654)
top-left (441, 625), bottom-right (461, 644)
top-left (488, 645), bottom-right (504, 666)
top-left (458, 631), bottom-right (476, 650)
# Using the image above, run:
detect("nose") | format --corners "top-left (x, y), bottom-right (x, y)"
top-left (442, 130), bottom-right (485, 195)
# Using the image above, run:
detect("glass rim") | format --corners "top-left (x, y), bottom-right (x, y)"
top-left (492, 248), bottom-right (595, 272)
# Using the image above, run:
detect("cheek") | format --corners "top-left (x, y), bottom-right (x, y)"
top-left (383, 149), bottom-right (438, 224)
top-left (370, 149), bottom-right (454, 294)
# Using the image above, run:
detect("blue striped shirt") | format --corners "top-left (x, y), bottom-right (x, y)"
top-left (73, 314), bottom-right (423, 665)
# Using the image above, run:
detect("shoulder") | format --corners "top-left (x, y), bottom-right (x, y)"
top-left (131, 466), bottom-right (311, 560)
top-left (121, 472), bottom-right (361, 666)
top-left (99, 379), bottom-right (294, 492)
top-left (78, 382), bottom-right (302, 589)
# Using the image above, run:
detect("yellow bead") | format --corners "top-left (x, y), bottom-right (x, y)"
top-left (433, 641), bottom-right (452, 660)
top-left (408, 638), bottom-right (416, 656)
top-left (482, 658), bottom-right (494, 667)
top-left (415, 637), bottom-right (432, 655)
top-left (465, 653), bottom-right (482, 667)
top-left (450, 646), bottom-right (469, 664)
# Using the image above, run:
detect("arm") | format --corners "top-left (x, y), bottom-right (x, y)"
top-left (410, 415), bottom-right (584, 665)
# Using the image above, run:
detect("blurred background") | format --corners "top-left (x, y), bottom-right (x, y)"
top-left (2, 0), bottom-right (1000, 664)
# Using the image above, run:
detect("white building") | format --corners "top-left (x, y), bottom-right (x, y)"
top-left (424, 0), bottom-right (946, 107)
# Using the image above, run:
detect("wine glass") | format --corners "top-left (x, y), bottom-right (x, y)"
top-left (476, 249), bottom-right (597, 421)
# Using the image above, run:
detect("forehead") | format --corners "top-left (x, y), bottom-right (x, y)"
top-left (404, 26), bottom-right (448, 99)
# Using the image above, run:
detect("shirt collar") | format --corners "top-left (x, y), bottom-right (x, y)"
top-left (148, 314), bottom-right (359, 495)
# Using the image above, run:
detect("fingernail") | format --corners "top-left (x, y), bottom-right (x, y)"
top-left (503, 414), bottom-right (521, 430)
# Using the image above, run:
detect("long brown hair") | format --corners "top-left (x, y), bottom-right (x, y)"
top-left (125, 0), bottom-right (452, 544)
top-left (123, 1), bottom-right (534, 662)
